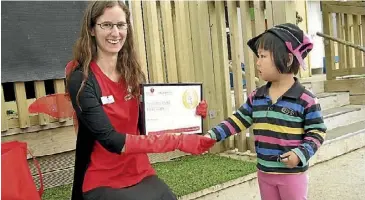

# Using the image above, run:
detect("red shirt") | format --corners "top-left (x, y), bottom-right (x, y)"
top-left (82, 61), bottom-right (155, 192)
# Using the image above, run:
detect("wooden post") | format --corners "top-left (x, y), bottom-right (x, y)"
top-left (173, 1), bottom-right (195, 82)
top-left (336, 13), bottom-right (346, 70)
top-left (271, 1), bottom-right (296, 25)
top-left (240, 1), bottom-right (257, 153)
top-left (353, 15), bottom-right (362, 71)
top-left (130, 0), bottom-right (149, 81)
top-left (322, 3), bottom-right (336, 80)
top-left (160, 1), bottom-right (178, 83)
top-left (142, 1), bottom-right (164, 83)
top-left (14, 82), bottom-right (30, 128)
top-left (34, 81), bottom-right (49, 125)
top-left (53, 79), bottom-right (66, 122)
top-left (361, 15), bottom-right (365, 67)
top-left (1, 85), bottom-right (8, 131)
top-left (194, 1), bottom-right (225, 153)
top-left (209, 1), bottom-right (234, 151)
top-left (188, 1), bottom-right (203, 83)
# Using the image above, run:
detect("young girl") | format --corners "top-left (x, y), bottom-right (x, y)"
top-left (205, 23), bottom-right (326, 200)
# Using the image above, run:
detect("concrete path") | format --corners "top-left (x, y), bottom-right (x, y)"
top-left (308, 147), bottom-right (365, 200)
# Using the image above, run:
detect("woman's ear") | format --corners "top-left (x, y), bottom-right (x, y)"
top-left (90, 27), bottom-right (95, 36)
top-left (287, 53), bottom-right (294, 67)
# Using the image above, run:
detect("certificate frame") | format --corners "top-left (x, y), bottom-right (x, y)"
top-left (139, 83), bottom-right (203, 135)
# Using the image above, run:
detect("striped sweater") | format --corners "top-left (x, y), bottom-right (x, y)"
top-left (208, 78), bottom-right (326, 173)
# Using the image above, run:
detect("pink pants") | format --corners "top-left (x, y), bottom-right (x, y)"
top-left (257, 170), bottom-right (308, 200)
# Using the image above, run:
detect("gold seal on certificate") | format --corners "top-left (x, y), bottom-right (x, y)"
top-left (140, 83), bottom-right (203, 135)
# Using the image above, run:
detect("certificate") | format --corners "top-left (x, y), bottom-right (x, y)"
top-left (140, 83), bottom-right (203, 135)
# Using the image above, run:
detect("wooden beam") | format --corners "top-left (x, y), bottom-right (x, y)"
top-left (173, 1), bottom-right (194, 82)
top-left (14, 82), bottom-right (30, 128)
top-left (142, 1), bottom-right (164, 83)
top-left (325, 78), bottom-right (365, 94)
top-left (353, 15), bottom-right (362, 70)
top-left (362, 15), bottom-right (365, 67)
top-left (130, 0), bottom-right (149, 81)
top-left (34, 81), bottom-right (49, 125)
top-left (209, 1), bottom-right (233, 151)
top-left (350, 94), bottom-right (365, 105)
top-left (325, 4), bottom-right (365, 16)
top-left (1, 85), bottom-right (8, 131)
top-left (188, 1), bottom-right (203, 83)
top-left (2, 125), bottom-right (76, 157)
top-left (53, 79), bottom-right (67, 122)
top-left (336, 13), bottom-right (346, 70)
top-left (344, 14), bottom-right (353, 70)
top-left (197, 1), bottom-right (225, 153)
top-left (160, 1), bottom-right (178, 83)
top-left (322, 3), bottom-right (336, 80)
top-left (227, 1), bottom-right (247, 152)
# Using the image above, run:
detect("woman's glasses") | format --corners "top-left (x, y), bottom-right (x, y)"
top-left (97, 22), bottom-right (128, 30)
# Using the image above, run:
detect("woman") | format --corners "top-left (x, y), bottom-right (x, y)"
top-left (66, 1), bottom-right (215, 200)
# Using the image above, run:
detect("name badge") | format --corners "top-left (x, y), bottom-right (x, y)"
top-left (101, 95), bottom-right (115, 105)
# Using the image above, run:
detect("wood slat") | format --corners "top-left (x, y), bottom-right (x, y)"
top-left (322, 4), bottom-right (336, 80)
top-left (253, 1), bottom-right (267, 87)
top-left (160, 1), bottom-right (178, 83)
top-left (188, 1), bottom-right (203, 82)
top-left (34, 81), bottom-right (49, 125)
top-left (173, 1), bottom-right (194, 82)
top-left (227, 1), bottom-right (247, 152)
top-left (14, 82), bottom-right (30, 128)
top-left (208, 1), bottom-right (233, 151)
top-left (336, 13), bottom-right (346, 70)
top-left (156, 3), bottom-right (167, 83)
top-left (344, 14), bottom-right (352, 70)
top-left (195, 1), bottom-right (225, 153)
top-left (353, 15), bottom-right (362, 70)
top-left (296, 1), bottom-right (311, 78)
top-left (53, 79), bottom-right (67, 122)
top-left (227, 1), bottom-right (244, 108)
top-left (265, 0), bottom-right (274, 29)
top-left (1, 85), bottom-right (8, 131)
top-left (130, 0), bottom-right (149, 81)
top-left (142, 1), bottom-right (164, 83)
top-left (240, 1), bottom-right (257, 153)
top-left (183, 2), bottom-right (196, 82)
top-left (210, 1), bottom-right (232, 120)
top-left (362, 15), bottom-right (365, 67)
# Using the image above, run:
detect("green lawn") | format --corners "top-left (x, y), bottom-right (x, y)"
top-left (42, 154), bottom-right (256, 200)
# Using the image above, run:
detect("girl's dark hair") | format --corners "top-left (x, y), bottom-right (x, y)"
top-left (256, 32), bottom-right (300, 75)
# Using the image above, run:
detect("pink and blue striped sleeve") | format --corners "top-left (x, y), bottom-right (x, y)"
top-left (292, 93), bottom-right (327, 166)
top-left (208, 91), bottom-right (255, 142)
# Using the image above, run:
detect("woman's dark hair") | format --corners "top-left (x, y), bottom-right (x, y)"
top-left (256, 32), bottom-right (300, 75)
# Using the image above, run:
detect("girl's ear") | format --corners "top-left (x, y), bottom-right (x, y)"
top-left (287, 53), bottom-right (294, 67)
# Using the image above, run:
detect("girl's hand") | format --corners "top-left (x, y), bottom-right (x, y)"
top-left (280, 151), bottom-right (300, 168)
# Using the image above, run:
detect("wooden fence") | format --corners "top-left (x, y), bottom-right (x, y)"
top-left (2, 1), bottom-right (300, 155)
top-left (321, 1), bottom-right (365, 80)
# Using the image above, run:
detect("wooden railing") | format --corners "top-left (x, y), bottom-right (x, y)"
top-left (321, 1), bottom-right (365, 80)
top-left (2, 1), bottom-right (298, 154)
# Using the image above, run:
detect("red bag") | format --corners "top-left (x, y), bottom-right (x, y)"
top-left (1, 141), bottom-right (44, 200)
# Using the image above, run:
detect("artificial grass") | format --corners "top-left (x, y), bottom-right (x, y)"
top-left (42, 154), bottom-right (256, 200)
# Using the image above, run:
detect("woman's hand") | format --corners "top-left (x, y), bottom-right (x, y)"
top-left (177, 134), bottom-right (216, 155)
